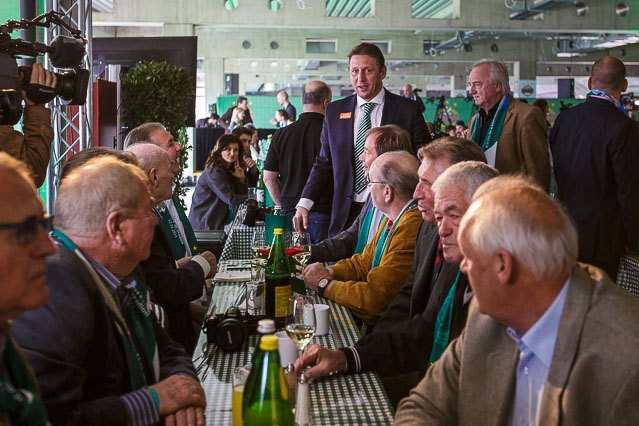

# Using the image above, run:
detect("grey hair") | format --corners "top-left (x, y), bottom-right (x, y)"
top-left (125, 143), bottom-right (171, 175)
top-left (472, 174), bottom-right (542, 201)
top-left (460, 186), bottom-right (578, 281)
top-left (373, 151), bottom-right (420, 199)
top-left (472, 59), bottom-right (512, 96)
top-left (54, 156), bottom-right (149, 238)
top-left (123, 122), bottom-right (166, 149)
top-left (432, 161), bottom-right (499, 203)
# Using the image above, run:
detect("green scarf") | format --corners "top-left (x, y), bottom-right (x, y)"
top-left (0, 331), bottom-right (49, 425)
top-left (429, 270), bottom-right (462, 365)
top-left (158, 194), bottom-right (200, 259)
top-left (52, 230), bottom-right (159, 390)
top-left (354, 204), bottom-right (382, 255)
top-left (471, 95), bottom-right (510, 152)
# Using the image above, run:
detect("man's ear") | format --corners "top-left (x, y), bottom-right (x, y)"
top-left (622, 78), bottom-right (628, 93)
top-left (494, 249), bottom-right (514, 286)
top-left (149, 168), bottom-right (159, 188)
top-left (105, 210), bottom-right (124, 243)
top-left (385, 185), bottom-right (394, 203)
top-left (587, 77), bottom-right (593, 90)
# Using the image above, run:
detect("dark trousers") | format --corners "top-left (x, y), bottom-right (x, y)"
top-left (307, 211), bottom-right (331, 244)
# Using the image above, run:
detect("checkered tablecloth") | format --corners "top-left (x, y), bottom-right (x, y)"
top-left (220, 223), bottom-right (263, 261)
top-left (617, 255), bottom-right (639, 298)
top-left (193, 260), bottom-right (395, 425)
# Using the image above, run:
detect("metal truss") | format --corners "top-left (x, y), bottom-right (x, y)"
top-left (44, 0), bottom-right (92, 212)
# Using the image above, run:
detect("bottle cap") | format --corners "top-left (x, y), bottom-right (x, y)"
top-left (273, 228), bottom-right (283, 235)
top-left (259, 335), bottom-right (279, 351)
top-left (257, 319), bottom-right (276, 334)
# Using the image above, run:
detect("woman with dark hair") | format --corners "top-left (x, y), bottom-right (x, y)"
top-left (189, 134), bottom-right (248, 230)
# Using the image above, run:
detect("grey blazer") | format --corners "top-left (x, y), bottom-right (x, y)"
top-left (395, 263), bottom-right (639, 425)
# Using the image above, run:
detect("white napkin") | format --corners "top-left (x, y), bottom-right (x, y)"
top-left (214, 271), bottom-right (251, 283)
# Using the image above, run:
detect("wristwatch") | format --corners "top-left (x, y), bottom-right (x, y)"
top-left (317, 277), bottom-right (330, 297)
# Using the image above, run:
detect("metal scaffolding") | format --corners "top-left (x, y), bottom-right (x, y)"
top-left (44, 0), bottom-right (92, 213)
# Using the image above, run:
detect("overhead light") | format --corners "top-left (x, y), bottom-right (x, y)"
top-left (575, 2), bottom-right (589, 16)
top-left (268, 0), bottom-right (282, 11)
top-left (616, 3), bottom-right (629, 17)
top-left (556, 52), bottom-right (583, 58)
top-left (224, 0), bottom-right (238, 11)
top-left (250, 61), bottom-right (258, 68)
top-left (242, 40), bottom-right (251, 49)
top-left (270, 61), bottom-right (278, 68)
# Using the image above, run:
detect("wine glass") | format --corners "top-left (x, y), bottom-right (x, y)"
top-left (291, 231), bottom-right (311, 268)
top-left (251, 224), bottom-right (269, 265)
top-left (285, 295), bottom-right (316, 361)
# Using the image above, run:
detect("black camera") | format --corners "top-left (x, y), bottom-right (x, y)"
top-left (202, 306), bottom-right (263, 352)
top-left (242, 199), bottom-right (274, 227)
top-left (0, 11), bottom-right (88, 125)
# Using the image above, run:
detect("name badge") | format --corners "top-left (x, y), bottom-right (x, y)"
top-left (339, 112), bottom-right (352, 120)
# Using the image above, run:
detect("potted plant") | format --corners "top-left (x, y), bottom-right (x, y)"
top-left (120, 60), bottom-right (194, 204)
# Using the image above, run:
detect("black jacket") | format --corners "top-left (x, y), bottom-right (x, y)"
top-left (11, 245), bottom-right (196, 425)
top-left (550, 96), bottom-right (639, 279)
top-left (141, 224), bottom-right (206, 354)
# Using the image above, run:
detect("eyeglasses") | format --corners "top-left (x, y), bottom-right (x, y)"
top-left (0, 215), bottom-right (53, 246)
top-left (365, 176), bottom-right (387, 187)
top-left (467, 81), bottom-right (483, 90)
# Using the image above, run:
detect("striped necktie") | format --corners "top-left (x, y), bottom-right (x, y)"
top-left (354, 102), bottom-right (376, 194)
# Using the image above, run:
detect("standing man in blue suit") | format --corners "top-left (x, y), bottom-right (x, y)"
top-left (294, 43), bottom-right (430, 238)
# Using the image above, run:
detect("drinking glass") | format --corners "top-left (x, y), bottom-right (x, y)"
top-left (291, 231), bottom-right (312, 268)
top-left (251, 225), bottom-right (269, 265)
top-left (285, 295), bottom-right (316, 361)
top-left (232, 366), bottom-right (250, 426)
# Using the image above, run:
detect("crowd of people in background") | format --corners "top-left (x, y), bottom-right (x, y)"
top-left (1, 40), bottom-right (639, 425)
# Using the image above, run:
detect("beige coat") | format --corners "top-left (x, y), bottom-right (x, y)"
top-left (395, 263), bottom-right (639, 425)
top-left (469, 98), bottom-right (550, 190)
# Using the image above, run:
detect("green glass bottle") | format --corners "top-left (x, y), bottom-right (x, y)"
top-left (256, 167), bottom-right (266, 208)
top-left (265, 228), bottom-right (291, 326)
top-left (242, 335), bottom-right (294, 426)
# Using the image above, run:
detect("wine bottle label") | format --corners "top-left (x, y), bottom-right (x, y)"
top-left (257, 189), bottom-right (265, 203)
top-left (274, 285), bottom-right (291, 317)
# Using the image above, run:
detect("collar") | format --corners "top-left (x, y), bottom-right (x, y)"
top-left (479, 96), bottom-right (502, 120)
top-left (507, 275), bottom-right (571, 368)
top-left (357, 88), bottom-right (385, 109)
top-left (382, 198), bottom-right (417, 223)
top-left (85, 255), bottom-right (136, 293)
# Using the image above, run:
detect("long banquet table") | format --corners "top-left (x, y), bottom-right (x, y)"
top-left (192, 258), bottom-right (395, 425)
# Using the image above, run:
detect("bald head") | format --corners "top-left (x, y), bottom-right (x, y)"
top-left (371, 151), bottom-right (420, 200)
top-left (302, 81), bottom-right (332, 114)
top-left (126, 143), bottom-right (174, 202)
top-left (590, 56), bottom-right (627, 96)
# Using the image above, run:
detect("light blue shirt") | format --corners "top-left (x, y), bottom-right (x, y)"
top-left (507, 277), bottom-right (570, 426)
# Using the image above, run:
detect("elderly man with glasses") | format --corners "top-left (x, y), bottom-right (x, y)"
top-left (0, 153), bottom-right (55, 424)
top-left (303, 151), bottom-right (422, 330)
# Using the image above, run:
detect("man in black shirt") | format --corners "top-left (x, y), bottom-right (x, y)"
top-left (264, 81), bottom-right (333, 243)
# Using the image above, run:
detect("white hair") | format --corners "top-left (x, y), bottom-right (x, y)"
top-left (54, 157), bottom-right (148, 238)
top-left (432, 161), bottom-right (499, 203)
top-left (461, 187), bottom-right (578, 281)
top-left (472, 59), bottom-right (512, 96)
top-left (125, 143), bottom-right (171, 175)
top-left (472, 174), bottom-right (542, 201)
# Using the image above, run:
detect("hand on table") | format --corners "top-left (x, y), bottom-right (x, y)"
top-left (163, 406), bottom-right (205, 426)
top-left (293, 207), bottom-right (309, 233)
top-left (199, 251), bottom-right (218, 278)
top-left (152, 375), bottom-right (206, 417)
top-left (303, 262), bottom-right (332, 292)
top-left (294, 344), bottom-right (346, 380)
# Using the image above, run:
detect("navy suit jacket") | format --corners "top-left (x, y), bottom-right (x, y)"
top-left (301, 89), bottom-right (429, 237)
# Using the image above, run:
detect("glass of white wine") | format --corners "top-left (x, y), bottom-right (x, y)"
top-left (285, 295), bottom-right (316, 361)
top-left (251, 224), bottom-right (269, 264)
top-left (291, 231), bottom-right (312, 268)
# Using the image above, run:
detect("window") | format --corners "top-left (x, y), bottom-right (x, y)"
top-left (306, 39), bottom-right (337, 54)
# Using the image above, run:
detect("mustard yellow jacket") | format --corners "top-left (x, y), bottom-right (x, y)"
top-left (328, 207), bottom-right (422, 325)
